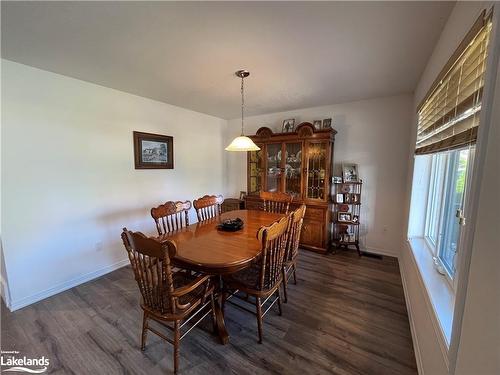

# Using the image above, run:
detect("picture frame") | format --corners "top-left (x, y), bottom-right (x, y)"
top-left (239, 191), bottom-right (247, 200)
top-left (313, 120), bottom-right (322, 130)
top-left (338, 212), bottom-right (352, 222)
top-left (335, 193), bottom-right (344, 203)
top-left (282, 119), bottom-right (296, 133)
top-left (322, 118), bottom-right (332, 129)
top-left (133, 131), bottom-right (173, 169)
top-left (342, 163), bottom-right (359, 182)
top-left (333, 176), bottom-right (343, 184)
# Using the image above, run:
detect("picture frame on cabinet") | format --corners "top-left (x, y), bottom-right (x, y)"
top-left (342, 163), bottom-right (359, 182)
top-left (282, 119), bottom-right (296, 133)
top-left (313, 120), bottom-right (322, 130)
top-left (322, 118), bottom-right (332, 129)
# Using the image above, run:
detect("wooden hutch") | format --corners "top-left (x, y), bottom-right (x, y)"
top-left (245, 122), bottom-right (336, 253)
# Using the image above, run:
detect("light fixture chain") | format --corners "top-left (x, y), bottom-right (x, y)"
top-left (241, 75), bottom-right (244, 135)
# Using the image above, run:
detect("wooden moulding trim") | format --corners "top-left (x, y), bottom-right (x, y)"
top-left (416, 9), bottom-right (487, 113)
top-left (415, 127), bottom-right (478, 155)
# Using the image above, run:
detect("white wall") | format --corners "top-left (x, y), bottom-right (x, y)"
top-left (225, 95), bottom-right (413, 256)
top-left (1, 60), bottom-right (228, 310)
top-left (400, 2), bottom-right (499, 374)
top-left (453, 51), bottom-right (500, 375)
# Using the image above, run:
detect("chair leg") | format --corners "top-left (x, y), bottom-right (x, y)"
top-left (276, 289), bottom-right (282, 316)
top-left (173, 321), bottom-right (180, 374)
top-left (141, 311), bottom-right (148, 351)
top-left (256, 297), bottom-right (263, 344)
top-left (293, 263), bottom-right (297, 285)
top-left (282, 267), bottom-right (288, 303)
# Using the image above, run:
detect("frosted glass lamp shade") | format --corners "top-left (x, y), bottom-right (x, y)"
top-left (225, 136), bottom-right (261, 151)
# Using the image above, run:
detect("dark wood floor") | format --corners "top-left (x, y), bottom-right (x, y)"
top-left (2, 250), bottom-right (417, 375)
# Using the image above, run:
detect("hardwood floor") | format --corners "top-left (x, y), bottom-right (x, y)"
top-left (1, 250), bottom-right (417, 374)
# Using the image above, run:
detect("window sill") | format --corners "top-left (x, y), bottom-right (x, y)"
top-left (407, 237), bottom-right (455, 346)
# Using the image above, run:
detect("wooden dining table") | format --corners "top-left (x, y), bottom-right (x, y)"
top-left (157, 209), bottom-right (284, 344)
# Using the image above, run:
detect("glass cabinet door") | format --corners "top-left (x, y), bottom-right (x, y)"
top-left (266, 143), bottom-right (282, 192)
top-left (248, 145), bottom-right (263, 195)
top-left (306, 142), bottom-right (328, 200)
top-left (284, 142), bottom-right (302, 199)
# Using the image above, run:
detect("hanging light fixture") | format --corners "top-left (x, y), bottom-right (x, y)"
top-left (225, 70), bottom-right (261, 152)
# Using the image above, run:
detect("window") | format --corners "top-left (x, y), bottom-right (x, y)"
top-left (423, 147), bottom-right (473, 279)
top-left (410, 11), bottom-right (491, 283)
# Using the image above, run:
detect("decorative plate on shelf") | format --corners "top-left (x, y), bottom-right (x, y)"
top-left (341, 185), bottom-right (350, 193)
top-left (339, 204), bottom-right (349, 212)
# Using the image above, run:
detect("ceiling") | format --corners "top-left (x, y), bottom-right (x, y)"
top-left (2, 1), bottom-right (453, 119)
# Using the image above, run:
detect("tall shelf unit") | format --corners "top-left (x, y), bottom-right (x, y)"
top-left (332, 181), bottom-right (362, 255)
top-left (245, 122), bottom-right (336, 253)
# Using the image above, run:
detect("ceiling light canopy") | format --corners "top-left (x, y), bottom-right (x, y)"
top-left (225, 70), bottom-right (260, 152)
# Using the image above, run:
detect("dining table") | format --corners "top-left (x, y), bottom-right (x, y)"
top-left (157, 209), bottom-right (284, 344)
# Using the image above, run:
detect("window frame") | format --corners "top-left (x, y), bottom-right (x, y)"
top-left (422, 146), bottom-right (475, 289)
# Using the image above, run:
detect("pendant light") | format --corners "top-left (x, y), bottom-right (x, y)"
top-left (225, 70), bottom-right (261, 152)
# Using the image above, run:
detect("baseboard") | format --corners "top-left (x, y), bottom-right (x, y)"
top-left (1, 273), bottom-right (12, 309)
top-left (8, 258), bottom-right (129, 312)
top-left (399, 256), bottom-right (425, 375)
top-left (363, 245), bottom-right (399, 258)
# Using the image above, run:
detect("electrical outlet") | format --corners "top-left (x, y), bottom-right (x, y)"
top-left (95, 241), bottom-right (103, 252)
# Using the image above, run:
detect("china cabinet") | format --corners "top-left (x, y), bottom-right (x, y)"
top-left (245, 122), bottom-right (336, 253)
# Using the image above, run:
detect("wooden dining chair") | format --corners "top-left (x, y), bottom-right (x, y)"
top-left (260, 191), bottom-right (293, 214)
top-left (121, 228), bottom-right (216, 374)
top-left (151, 200), bottom-right (192, 235)
top-left (223, 214), bottom-right (290, 343)
top-left (282, 204), bottom-right (306, 303)
top-left (193, 194), bottom-right (223, 222)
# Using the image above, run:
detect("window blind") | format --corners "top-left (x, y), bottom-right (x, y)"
top-left (416, 12), bottom-right (492, 155)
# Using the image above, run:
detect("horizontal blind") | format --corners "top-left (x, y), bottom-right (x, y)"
top-left (416, 14), bottom-right (492, 155)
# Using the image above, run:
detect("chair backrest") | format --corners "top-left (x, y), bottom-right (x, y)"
top-left (285, 204), bottom-right (306, 263)
top-left (151, 200), bottom-right (192, 235)
top-left (193, 194), bottom-right (223, 222)
top-left (121, 228), bottom-right (178, 315)
top-left (260, 191), bottom-right (292, 214)
top-left (256, 215), bottom-right (290, 291)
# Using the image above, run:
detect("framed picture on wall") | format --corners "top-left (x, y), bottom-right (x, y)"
top-left (133, 131), bottom-right (174, 169)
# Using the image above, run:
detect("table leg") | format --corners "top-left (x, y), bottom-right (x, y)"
top-left (213, 293), bottom-right (229, 345)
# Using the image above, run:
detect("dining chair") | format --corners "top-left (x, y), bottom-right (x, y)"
top-left (282, 204), bottom-right (306, 303)
top-left (193, 194), bottom-right (223, 222)
top-left (121, 228), bottom-right (216, 374)
top-left (223, 214), bottom-right (290, 343)
top-left (260, 191), bottom-right (293, 214)
top-left (151, 200), bottom-right (192, 235)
